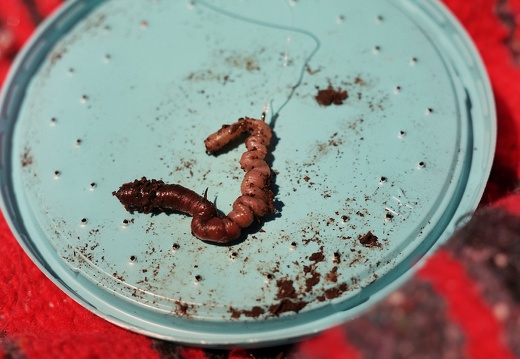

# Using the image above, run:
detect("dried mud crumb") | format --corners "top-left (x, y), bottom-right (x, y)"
top-left (305, 271), bottom-right (321, 292)
top-left (229, 306), bottom-right (265, 319)
top-left (175, 301), bottom-right (190, 317)
top-left (309, 251), bottom-right (325, 263)
top-left (354, 77), bottom-right (367, 86)
top-left (325, 266), bottom-right (339, 283)
top-left (317, 283), bottom-right (348, 302)
top-left (315, 85), bottom-right (348, 106)
top-left (324, 282), bottom-right (348, 299)
top-left (268, 298), bottom-right (308, 316)
top-left (359, 231), bottom-right (381, 248)
top-left (276, 278), bottom-right (297, 299)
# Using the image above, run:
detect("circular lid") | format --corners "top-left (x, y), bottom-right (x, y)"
top-left (0, 0), bottom-right (495, 347)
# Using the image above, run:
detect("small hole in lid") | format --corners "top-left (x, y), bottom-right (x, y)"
top-left (172, 243), bottom-right (180, 250)
top-left (373, 45), bottom-right (381, 54)
top-left (379, 176), bottom-right (387, 183)
top-left (425, 108), bottom-right (434, 115)
top-left (266, 273), bottom-right (274, 280)
top-left (80, 217), bottom-right (88, 225)
top-left (398, 130), bottom-right (405, 138)
top-left (75, 139), bottom-right (82, 146)
top-left (122, 219), bottom-right (129, 226)
top-left (90, 182), bottom-right (96, 189)
top-left (195, 274), bottom-right (202, 282)
top-left (129, 255), bottom-right (137, 262)
top-left (418, 161), bottom-right (426, 168)
top-left (375, 15), bottom-right (383, 24)
top-left (80, 95), bottom-right (88, 104)
top-left (410, 57), bottom-right (418, 65)
top-left (336, 15), bottom-right (345, 24)
top-left (54, 170), bottom-right (61, 178)
top-left (50, 117), bottom-right (57, 126)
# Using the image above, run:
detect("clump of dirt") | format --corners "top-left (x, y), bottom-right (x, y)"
top-left (309, 251), bottom-right (325, 263)
top-left (229, 306), bottom-right (265, 319)
top-left (315, 85), bottom-right (348, 106)
top-left (268, 298), bottom-right (308, 316)
top-left (359, 231), bottom-right (381, 248)
top-left (276, 278), bottom-right (297, 299)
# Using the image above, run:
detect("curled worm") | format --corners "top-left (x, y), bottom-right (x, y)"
top-left (113, 117), bottom-right (274, 243)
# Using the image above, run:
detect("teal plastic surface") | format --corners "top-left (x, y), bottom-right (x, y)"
top-left (0, 0), bottom-right (495, 347)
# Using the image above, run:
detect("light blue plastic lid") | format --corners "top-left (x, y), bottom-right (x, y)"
top-left (0, 0), bottom-right (495, 348)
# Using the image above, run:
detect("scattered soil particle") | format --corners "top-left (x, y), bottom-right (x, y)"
top-left (229, 306), bottom-right (265, 319)
top-left (225, 53), bottom-right (260, 72)
top-left (305, 271), bottom-right (321, 292)
top-left (276, 278), bottom-right (297, 299)
top-left (50, 47), bottom-right (66, 65)
top-left (359, 231), bottom-right (381, 248)
top-left (112, 272), bottom-right (125, 281)
top-left (21, 147), bottom-right (33, 167)
top-left (174, 301), bottom-right (190, 317)
top-left (315, 85), bottom-right (348, 106)
top-left (268, 298), bottom-right (308, 316)
top-left (306, 65), bottom-right (321, 74)
top-left (354, 77), bottom-right (367, 86)
top-left (325, 266), bottom-right (339, 283)
top-left (309, 251), bottom-right (325, 263)
top-left (324, 282), bottom-right (348, 300)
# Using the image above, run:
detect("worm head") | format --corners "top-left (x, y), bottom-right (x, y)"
top-left (112, 177), bottom-right (161, 213)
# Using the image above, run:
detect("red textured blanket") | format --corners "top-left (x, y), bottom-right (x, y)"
top-left (2, 1), bottom-right (520, 358)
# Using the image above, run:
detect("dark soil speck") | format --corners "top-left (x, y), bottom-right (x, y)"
top-left (359, 231), bottom-right (381, 248)
top-left (315, 85), bottom-right (348, 106)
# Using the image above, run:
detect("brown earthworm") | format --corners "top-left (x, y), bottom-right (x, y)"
top-left (113, 117), bottom-right (274, 243)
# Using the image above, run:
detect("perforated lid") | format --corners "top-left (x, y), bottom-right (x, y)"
top-left (0, 0), bottom-right (495, 347)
